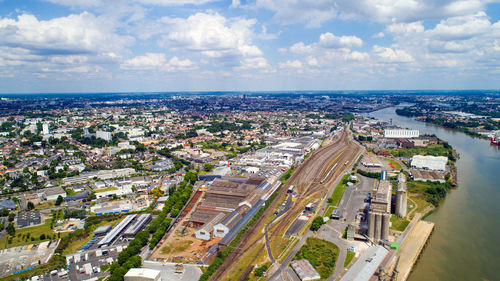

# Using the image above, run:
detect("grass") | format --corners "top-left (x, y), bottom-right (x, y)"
top-left (0, 220), bottom-right (68, 250)
top-left (161, 240), bottom-right (193, 254)
top-left (388, 143), bottom-right (453, 159)
top-left (270, 236), bottom-right (292, 258)
top-left (93, 186), bottom-right (118, 193)
top-left (294, 237), bottom-right (339, 279)
top-left (326, 174), bottom-right (351, 209)
top-left (323, 205), bottom-right (335, 217)
top-left (407, 180), bottom-right (452, 206)
top-left (344, 250), bottom-right (355, 267)
top-left (390, 214), bottom-right (410, 232)
top-left (408, 195), bottom-right (433, 219)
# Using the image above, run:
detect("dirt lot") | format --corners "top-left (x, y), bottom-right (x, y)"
top-left (150, 226), bottom-right (220, 263)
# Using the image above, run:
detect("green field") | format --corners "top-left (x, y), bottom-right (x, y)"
top-left (390, 214), bottom-right (410, 232)
top-left (327, 174), bottom-right (351, 207)
top-left (294, 237), bottom-right (339, 279)
top-left (407, 180), bottom-right (452, 206)
top-left (344, 250), bottom-right (355, 267)
top-left (94, 186), bottom-right (118, 193)
top-left (388, 143), bottom-right (454, 159)
top-left (0, 221), bottom-right (68, 250)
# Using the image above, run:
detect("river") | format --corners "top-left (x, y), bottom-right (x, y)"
top-left (367, 106), bottom-right (500, 281)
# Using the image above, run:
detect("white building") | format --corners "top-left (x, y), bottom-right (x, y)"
top-left (384, 129), bottom-right (419, 138)
top-left (42, 123), bottom-right (50, 135)
top-left (124, 268), bottom-right (161, 281)
top-left (411, 155), bottom-right (448, 171)
top-left (96, 130), bottom-right (112, 141)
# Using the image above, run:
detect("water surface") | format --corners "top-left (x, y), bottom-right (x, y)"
top-left (368, 106), bottom-right (500, 281)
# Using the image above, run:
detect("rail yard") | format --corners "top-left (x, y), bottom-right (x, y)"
top-left (209, 127), bottom-right (363, 280)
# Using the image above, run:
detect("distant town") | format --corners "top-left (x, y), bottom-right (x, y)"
top-left (0, 92), bottom-right (498, 281)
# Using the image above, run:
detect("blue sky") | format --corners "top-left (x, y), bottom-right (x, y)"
top-left (0, 0), bottom-right (499, 93)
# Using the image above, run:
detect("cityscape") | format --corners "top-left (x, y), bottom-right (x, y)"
top-left (0, 1), bottom-right (499, 281)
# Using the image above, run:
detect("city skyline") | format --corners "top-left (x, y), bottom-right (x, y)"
top-left (1, 0), bottom-right (500, 93)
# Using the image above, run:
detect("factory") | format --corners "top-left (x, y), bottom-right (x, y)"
top-left (123, 213), bottom-right (152, 237)
top-left (97, 214), bottom-right (136, 247)
top-left (411, 155), bottom-right (448, 171)
top-left (384, 129), bottom-right (419, 139)
top-left (367, 171), bottom-right (391, 242)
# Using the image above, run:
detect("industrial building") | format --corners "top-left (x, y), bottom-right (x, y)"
top-left (213, 210), bottom-right (242, 239)
top-left (411, 155), bottom-right (448, 171)
top-left (410, 169), bottom-right (446, 183)
top-left (93, 225), bottom-right (112, 236)
top-left (195, 213), bottom-right (225, 240)
top-left (98, 214), bottom-right (136, 247)
top-left (395, 173), bottom-right (408, 218)
top-left (16, 210), bottom-right (41, 228)
top-left (384, 129), bottom-right (419, 139)
top-left (340, 245), bottom-right (389, 281)
top-left (290, 259), bottom-right (321, 281)
top-left (123, 213), bottom-right (152, 237)
top-left (124, 268), bottom-right (161, 281)
top-left (367, 172), bottom-right (391, 242)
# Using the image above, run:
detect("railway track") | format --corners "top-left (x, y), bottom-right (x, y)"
top-left (209, 129), bottom-right (359, 281)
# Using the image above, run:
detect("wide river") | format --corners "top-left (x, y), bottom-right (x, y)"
top-left (368, 106), bottom-right (500, 281)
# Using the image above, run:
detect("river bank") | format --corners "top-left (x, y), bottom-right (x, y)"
top-left (368, 106), bottom-right (500, 281)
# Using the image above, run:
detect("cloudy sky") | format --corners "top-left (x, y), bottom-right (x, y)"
top-left (0, 0), bottom-right (499, 93)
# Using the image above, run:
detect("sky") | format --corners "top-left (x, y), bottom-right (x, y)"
top-left (0, 0), bottom-right (499, 93)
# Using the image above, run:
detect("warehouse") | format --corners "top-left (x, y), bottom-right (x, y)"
top-left (411, 155), bottom-right (448, 171)
top-left (340, 245), bottom-right (389, 281)
top-left (124, 268), bottom-right (161, 281)
top-left (123, 213), bottom-right (152, 237)
top-left (93, 225), bottom-right (112, 236)
top-left (290, 260), bottom-right (321, 281)
top-left (195, 213), bottom-right (225, 240)
top-left (384, 129), bottom-right (419, 138)
top-left (17, 210), bottom-right (41, 228)
top-left (98, 214), bottom-right (136, 247)
top-left (213, 211), bottom-right (242, 239)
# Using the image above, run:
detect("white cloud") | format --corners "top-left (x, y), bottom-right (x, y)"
top-left (290, 42), bottom-right (315, 54)
top-left (256, 0), bottom-right (493, 26)
top-left (373, 46), bottom-right (414, 63)
top-left (386, 21), bottom-right (424, 36)
top-left (46, 0), bottom-right (217, 7)
top-left (121, 53), bottom-right (196, 71)
top-left (373, 32), bottom-right (385, 38)
top-left (279, 60), bottom-right (303, 69)
top-left (289, 32), bottom-right (362, 55)
top-left (158, 12), bottom-right (269, 70)
top-left (0, 12), bottom-right (133, 56)
top-left (256, 0), bottom-right (337, 27)
top-left (318, 32), bottom-right (363, 48)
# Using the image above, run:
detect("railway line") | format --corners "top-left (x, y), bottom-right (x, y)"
top-left (209, 128), bottom-right (361, 281)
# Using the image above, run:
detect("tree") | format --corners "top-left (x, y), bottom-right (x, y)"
top-left (40, 234), bottom-right (46, 240)
top-left (27, 201), bottom-right (35, 210)
top-left (55, 195), bottom-right (64, 206)
top-left (6, 222), bottom-right (15, 236)
top-left (310, 216), bottom-right (325, 231)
